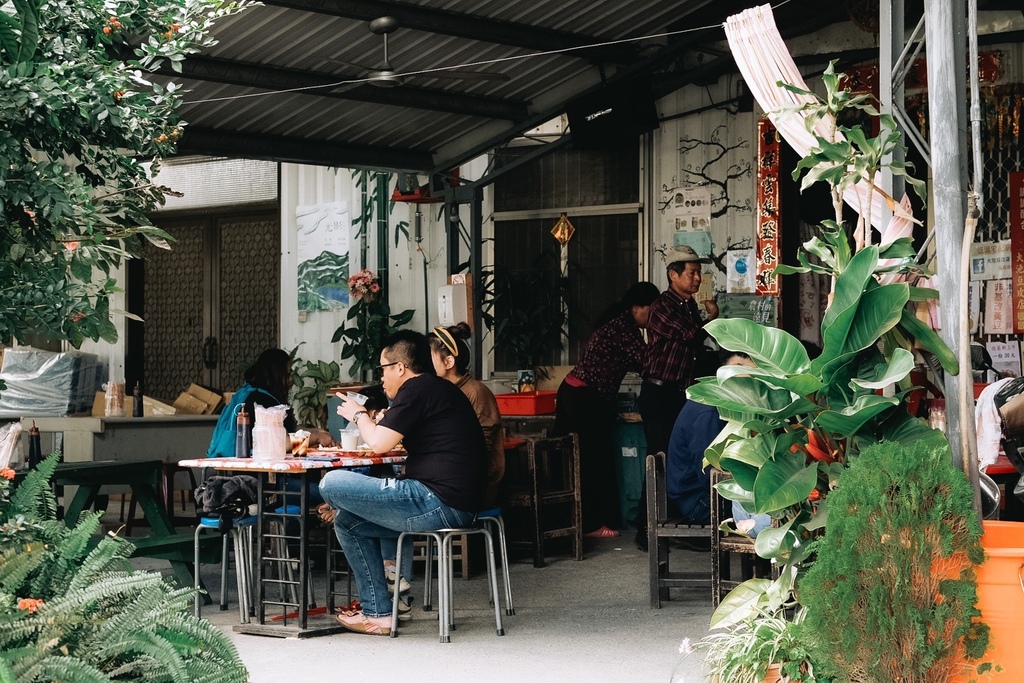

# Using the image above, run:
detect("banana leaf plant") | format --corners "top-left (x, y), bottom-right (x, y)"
top-left (698, 65), bottom-right (958, 628)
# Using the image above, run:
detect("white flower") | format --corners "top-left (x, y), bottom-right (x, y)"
top-left (678, 637), bottom-right (692, 655)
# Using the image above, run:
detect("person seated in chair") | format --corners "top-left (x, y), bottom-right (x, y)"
top-left (320, 330), bottom-right (486, 636)
top-left (666, 350), bottom-right (770, 542)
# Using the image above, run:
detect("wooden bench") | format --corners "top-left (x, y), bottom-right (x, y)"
top-left (54, 460), bottom-right (213, 590)
top-left (645, 452), bottom-right (712, 608)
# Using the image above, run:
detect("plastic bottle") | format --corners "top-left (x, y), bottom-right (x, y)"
top-left (235, 407), bottom-right (252, 458)
top-left (28, 421), bottom-right (42, 469)
top-left (132, 382), bottom-right (144, 417)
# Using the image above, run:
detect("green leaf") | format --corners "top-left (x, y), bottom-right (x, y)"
top-left (688, 376), bottom-right (818, 424)
top-left (753, 516), bottom-right (798, 561)
top-left (877, 237), bottom-right (916, 260)
top-left (898, 308), bottom-right (959, 375)
top-left (704, 318), bottom-right (810, 375)
top-left (710, 578), bottom-right (773, 628)
top-left (814, 393), bottom-right (899, 438)
top-left (716, 365), bottom-right (824, 396)
top-left (753, 451), bottom-right (818, 514)
top-left (821, 246), bottom-right (878, 334)
top-left (850, 347), bottom-right (915, 389)
top-left (907, 286), bottom-right (939, 302)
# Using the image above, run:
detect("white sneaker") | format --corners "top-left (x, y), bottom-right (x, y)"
top-left (385, 567), bottom-right (411, 594)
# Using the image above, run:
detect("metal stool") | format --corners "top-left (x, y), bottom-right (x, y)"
top-left (477, 507), bottom-right (514, 615)
top-left (391, 524), bottom-right (505, 642)
top-left (194, 514), bottom-right (257, 623)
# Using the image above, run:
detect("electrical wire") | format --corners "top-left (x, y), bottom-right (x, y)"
top-left (185, 0), bottom-right (795, 106)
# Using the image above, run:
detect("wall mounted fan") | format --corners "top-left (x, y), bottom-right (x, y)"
top-left (321, 16), bottom-right (510, 88)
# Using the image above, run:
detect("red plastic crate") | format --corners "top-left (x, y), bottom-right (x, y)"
top-left (495, 390), bottom-right (557, 416)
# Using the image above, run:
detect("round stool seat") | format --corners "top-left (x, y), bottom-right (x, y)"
top-left (199, 514), bottom-right (258, 528)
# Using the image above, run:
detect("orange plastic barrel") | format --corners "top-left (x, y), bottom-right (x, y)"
top-left (956, 521), bottom-right (1024, 681)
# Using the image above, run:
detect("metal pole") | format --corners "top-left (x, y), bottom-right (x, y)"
top-left (923, 0), bottom-right (968, 468)
top-left (469, 188), bottom-right (484, 379)
top-left (879, 0), bottom-right (905, 214)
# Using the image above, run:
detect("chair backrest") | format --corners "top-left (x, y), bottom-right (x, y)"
top-left (645, 452), bottom-right (668, 524)
top-left (526, 434), bottom-right (579, 495)
top-left (708, 468), bottom-right (729, 532)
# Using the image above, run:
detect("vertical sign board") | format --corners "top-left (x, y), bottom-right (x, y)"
top-left (1011, 172), bottom-right (1024, 332)
top-left (756, 119), bottom-right (781, 295)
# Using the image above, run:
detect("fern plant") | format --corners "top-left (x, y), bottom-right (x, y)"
top-left (0, 455), bottom-right (248, 682)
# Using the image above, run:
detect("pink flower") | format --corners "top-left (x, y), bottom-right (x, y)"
top-left (0, 468), bottom-right (14, 480)
top-left (370, 283), bottom-right (380, 293)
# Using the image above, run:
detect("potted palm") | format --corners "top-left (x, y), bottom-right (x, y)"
top-left (481, 257), bottom-right (568, 382)
top-left (693, 62), bottom-right (955, 625)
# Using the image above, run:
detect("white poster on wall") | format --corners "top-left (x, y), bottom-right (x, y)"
top-left (987, 341), bottom-right (1021, 378)
top-left (296, 202), bottom-right (351, 312)
top-left (984, 279), bottom-right (1013, 334)
top-left (971, 241), bottom-right (1012, 281)
top-left (672, 187), bottom-right (712, 232)
top-left (726, 249), bottom-right (755, 293)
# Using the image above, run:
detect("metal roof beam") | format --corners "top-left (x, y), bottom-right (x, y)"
top-left (178, 127), bottom-right (433, 171)
top-left (259, 0), bottom-right (637, 64)
top-left (171, 57), bottom-right (528, 120)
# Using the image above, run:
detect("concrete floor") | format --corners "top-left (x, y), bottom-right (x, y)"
top-left (169, 536), bottom-right (714, 683)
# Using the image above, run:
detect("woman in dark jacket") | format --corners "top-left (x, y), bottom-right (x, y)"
top-left (554, 282), bottom-right (660, 537)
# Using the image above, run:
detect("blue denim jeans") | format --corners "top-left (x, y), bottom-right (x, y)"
top-left (318, 470), bottom-right (476, 618)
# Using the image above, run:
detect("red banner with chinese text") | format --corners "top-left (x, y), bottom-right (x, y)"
top-left (756, 119), bottom-right (780, 295)
top-left (1010, 172), bottom-right (1024, 332)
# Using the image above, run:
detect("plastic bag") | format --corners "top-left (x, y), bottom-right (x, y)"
top-left (0, 422), bottom-right (22, 469)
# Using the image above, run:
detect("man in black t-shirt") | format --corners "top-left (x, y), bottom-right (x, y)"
top-left (320, 330), bottom-right (486, 636)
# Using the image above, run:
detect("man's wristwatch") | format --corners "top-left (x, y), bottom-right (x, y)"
top-left (352, 410), bottom-right (368, 425)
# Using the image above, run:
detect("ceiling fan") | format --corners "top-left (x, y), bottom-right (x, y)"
top-left (321, 16), bottom-right (511, 88)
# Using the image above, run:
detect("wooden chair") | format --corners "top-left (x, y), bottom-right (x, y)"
top-left (645, 452), bottom-right (712, 608)
top-left (503, 434), bottom-right (583, 568)
top-left (709, 468), bottom-right (776, 607)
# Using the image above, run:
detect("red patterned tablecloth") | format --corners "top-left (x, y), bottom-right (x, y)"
top-left (178, 450), bottom-right (406, 472)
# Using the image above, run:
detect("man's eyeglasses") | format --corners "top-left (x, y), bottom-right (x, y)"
top-left (374, 361), bottom-right (401, 375)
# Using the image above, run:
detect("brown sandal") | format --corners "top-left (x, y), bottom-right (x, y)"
top-left (336, 610), bottom-right (391, 636)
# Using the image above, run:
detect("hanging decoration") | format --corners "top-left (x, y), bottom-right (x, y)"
top-left (755, 118), bottom-right (781, 296)
top-left (550, 213), bottom-right (575, 245)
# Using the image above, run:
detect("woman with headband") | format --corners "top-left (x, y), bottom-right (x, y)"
top-left (429, 322), bottom-right (505, 507)
top-left (554, 281), bottom-right (661, 538)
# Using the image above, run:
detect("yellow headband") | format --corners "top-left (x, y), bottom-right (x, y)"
top-left (432, 326), bottom-right (459, 358)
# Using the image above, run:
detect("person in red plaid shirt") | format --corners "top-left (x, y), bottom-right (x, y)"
top-left (634, 245), bottom-right (718, 549)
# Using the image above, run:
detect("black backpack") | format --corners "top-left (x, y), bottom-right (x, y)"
top-left (194, 475), bottom-right (258, 532)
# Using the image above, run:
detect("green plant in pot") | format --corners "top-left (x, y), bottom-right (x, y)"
top-left (289, 344), bottom-right (342, 431)
top-left (690, 63), bottom-right (958, 625)
top-left (481, 256), bottom-right (568, 382)
top-left (682, 608), bottom-right (828, 683)
top-left (797, 440), bottom-right (990, 682)
top-left (332, 269), bottom-right (414, 381)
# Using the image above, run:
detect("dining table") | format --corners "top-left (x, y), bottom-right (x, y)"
top-left (179, 449), bottom-right (406, 638)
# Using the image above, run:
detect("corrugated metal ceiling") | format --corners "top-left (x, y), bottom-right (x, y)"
top-left (166, 0), bottom-right (851, 173)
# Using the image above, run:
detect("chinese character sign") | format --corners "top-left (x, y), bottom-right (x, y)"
top-left (1010, 172), bottom-right (1024, 332)
top-left (756, 119), bottom-right (780, 295)
top-left (985, 279), bottom-right (1013, 334)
